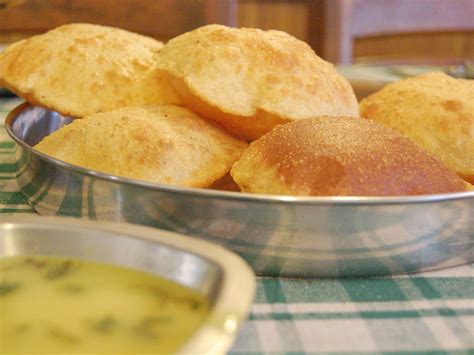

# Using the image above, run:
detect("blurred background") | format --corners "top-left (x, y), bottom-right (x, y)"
top-left (0, 0), bottom-right (472, 65)
top-left (0, 0), bottom-right (473, 99)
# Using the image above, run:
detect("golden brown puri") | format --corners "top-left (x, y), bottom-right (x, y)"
top-left (231, 116), bottom-right (469, 196)
top-left (0, 23), bottom-right (179, 117)
top-left (34, 105), bottom-right (248, 188)
top-left (155, 24), bottom-right (359, 141)
top-left (360, 72), bottom-right (474, 184)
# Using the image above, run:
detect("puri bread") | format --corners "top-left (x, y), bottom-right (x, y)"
top-left (230, 116), bottom-right (469, 196)
top-left (0, 23), bottom-right (179, 117)
top-left (155, 24), bottom-right (358, 141)
top-left (360, 72), bottom-right (474, 183)
top-left (34, 105), bottom-right (247, 188)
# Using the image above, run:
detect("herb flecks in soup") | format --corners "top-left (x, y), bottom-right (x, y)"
top-left (0, 256), bottom-right (209, 353)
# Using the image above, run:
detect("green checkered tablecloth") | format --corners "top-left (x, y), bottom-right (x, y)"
top-left (1, 98), bottom-right (473, 354)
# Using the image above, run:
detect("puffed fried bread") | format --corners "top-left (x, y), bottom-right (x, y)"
top-left (34, 105), bottom-right (247, 188)
top-left (231, 116), bottom-right (469, 196)
top-left (0, 23), bottom-right (179, 117)
top-left (360, 72), bottom-right (474, 183)
top-left (155, 24), bottom-right (359, 141)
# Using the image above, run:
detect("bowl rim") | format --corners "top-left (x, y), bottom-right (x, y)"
top-left (0, 215), bottom-right (256, 354)
top-left (5, 102), bottom-right (474, 206)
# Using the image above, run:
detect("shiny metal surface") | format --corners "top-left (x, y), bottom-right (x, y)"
top-left (5, 104), bottom-right (474, 277)
top-left (0, 215), bottom-right (255, 354)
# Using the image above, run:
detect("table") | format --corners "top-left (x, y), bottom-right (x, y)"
top-left (1, 97), bottom-right (473, 354)
top-left (336, 63), bottom-right (474, 100)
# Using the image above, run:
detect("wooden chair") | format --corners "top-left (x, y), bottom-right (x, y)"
top-left (320, 0), bottom-right (474, 64)
top-left (0, 0), bottom-right (237, 44)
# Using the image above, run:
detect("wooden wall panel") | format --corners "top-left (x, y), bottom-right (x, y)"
top-left (0, 0), bottom-right (472, 64)
top-left (237, 0), bottom-right (325, 55)
top-left (0, 0), bottom-right (234, 42)
top-left (238, 0), bottom-right (310, 42)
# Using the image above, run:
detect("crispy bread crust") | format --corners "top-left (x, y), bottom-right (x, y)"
top-left (231, 116), bottom-right (468, 196)
top-left (35, 105), bottom-right (247, 188)
top-left (360, 72), bottom-right (474, 184)
top-left (0, 23), bottom-right (179, 117)
top-left (155, 24), bottom-right (358, 141)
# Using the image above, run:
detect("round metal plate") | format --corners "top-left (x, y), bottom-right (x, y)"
top-left (5, 104), bottom-right (474, 277)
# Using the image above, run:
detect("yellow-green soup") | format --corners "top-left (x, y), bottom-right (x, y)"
top-left (0, 255), bottom-right (210, 354)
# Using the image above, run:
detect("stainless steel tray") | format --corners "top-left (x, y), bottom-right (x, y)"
top-left (5, 103), bottom-right (474, 277)
top-left (0, 215), bottom-right (255, 354)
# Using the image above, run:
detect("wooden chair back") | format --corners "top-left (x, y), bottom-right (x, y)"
top-left (320, 0), bottom-right (474, 64)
